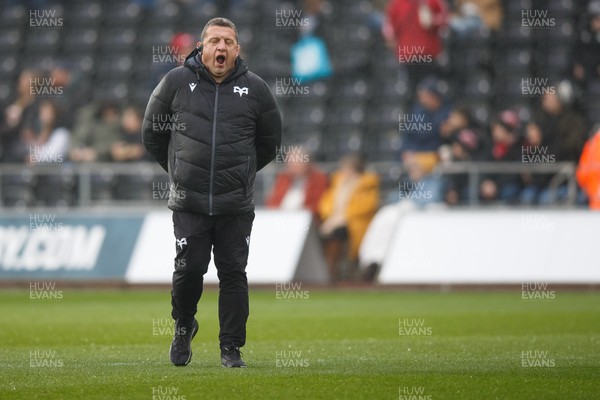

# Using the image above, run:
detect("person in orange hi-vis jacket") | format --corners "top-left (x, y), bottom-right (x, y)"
top-left (576, 129), bottom-right (600, 209)
top-left (318, 154), bottom-right (380, 282)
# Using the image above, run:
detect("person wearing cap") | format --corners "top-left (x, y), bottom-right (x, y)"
top-left (400, 77), bottom-right (452, 205)
top-left (479, 110), bottom-right (524, 203)
top-left (142, 17), bottom-right (282, 368)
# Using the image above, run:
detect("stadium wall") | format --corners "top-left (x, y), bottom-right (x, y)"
top-left (0, 209), bottom-right (328, 284)
top-left (1, 209), bottom-right (598, 284)
top-left (376, 208), bottom-right (600, 284)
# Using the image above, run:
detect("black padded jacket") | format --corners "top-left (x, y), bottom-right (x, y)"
top-left (142, 49), bottom-right (282, 215)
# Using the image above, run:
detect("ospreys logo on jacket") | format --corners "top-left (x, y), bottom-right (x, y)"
top-left (142, 48), bottom-right (282, 216)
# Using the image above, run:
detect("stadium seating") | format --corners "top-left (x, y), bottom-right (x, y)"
top-left (0, 0), bottom-right (592, 206)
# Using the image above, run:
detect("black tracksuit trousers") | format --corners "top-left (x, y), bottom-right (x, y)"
top-left (171, 210), bottom-right (254, 348)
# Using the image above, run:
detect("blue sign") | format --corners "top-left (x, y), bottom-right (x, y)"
top-left (0, 213), bottom-right (144, 280)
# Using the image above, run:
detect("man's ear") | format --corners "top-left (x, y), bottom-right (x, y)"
top-left (196, 41), bottom-right (203, 53)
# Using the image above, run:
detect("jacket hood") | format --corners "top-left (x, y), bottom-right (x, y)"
top-left (184, 48), bottom-right (248, 83)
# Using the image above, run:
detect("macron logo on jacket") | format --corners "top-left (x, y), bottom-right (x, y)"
top-left (189, 83), bottom-right (197, 92)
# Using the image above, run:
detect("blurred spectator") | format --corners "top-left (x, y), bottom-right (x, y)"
top-left (454, 0), bottom-right (502, 32)
top-left (69, 101), bottom-right (121, 162)
top-left (0, 69), bottom-right (41, 162)
top-left (383, 0), bottom-right (449, 97)
top-left (520, 91), bottom-right (587, 205)
top-left (171, 33), bottom-right (196, 65)
top-left (318, 154), bottom-right (380, 282)
top-left (577, 128), bottom-right (600, 209)
top-left (402, 78), bottom-right (452, 154)
top-left (368, 0), bottom-right (390, 33)
top-left (48, 62), bottom-right (91, 129)
top-left (297, 0), bottom-right (332, 38)
top-left (26, 100), bottom-right (70, 165)
top-left (399, 77), bottom-right (452, 204)
top-left (573, 0), bottom-right (600, 85)
top-left (111, 105), bottom-right (148, 162)
top-left (439, 105), bottom-right (483, 204)
top-left (290, 0), bottom-right (333, 82)
top-left (479, 110), bottom-right (523, 203)
top-left (449, 1), bottom-right (484, 37)
top-left (265, 148), bottom-right (328, 220)
top-left (440, 105), bottom-right (483, 155)
top-left (152, 33), bottom-right (197, 86)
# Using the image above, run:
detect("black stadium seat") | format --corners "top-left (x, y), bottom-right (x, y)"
top-left (0, 4), bottom-right (27, 28)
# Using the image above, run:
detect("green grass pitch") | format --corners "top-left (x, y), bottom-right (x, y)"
top-left (1, 288), bottom-right (598, 399)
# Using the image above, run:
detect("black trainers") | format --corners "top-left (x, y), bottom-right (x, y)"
top-left (169, 319), bottom-right (198, 366)
top-left (221, 345), bottom-right (246, 368)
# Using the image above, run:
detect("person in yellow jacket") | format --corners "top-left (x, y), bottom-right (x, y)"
top-left (318, 154), bottom-right (380, 282)
top-left (576, 128), bottom-right (600, 210)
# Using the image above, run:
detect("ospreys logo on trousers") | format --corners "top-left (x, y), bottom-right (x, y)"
top-left (234, 86), bottom-right (248, 97)
top-left (176, 237), bottom-right (187, 250)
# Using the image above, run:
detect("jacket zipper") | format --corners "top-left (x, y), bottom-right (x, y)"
top-left (209, 85), bottom-right (219, 215)
top-left (244, 156), bottom-right (250, 197)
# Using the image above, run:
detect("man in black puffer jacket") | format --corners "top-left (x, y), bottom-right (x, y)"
top-left (142, 17), bottom-right (281, 368)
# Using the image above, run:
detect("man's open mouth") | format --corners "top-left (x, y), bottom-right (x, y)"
top-left (216, 55), bottom-right (226, 65)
